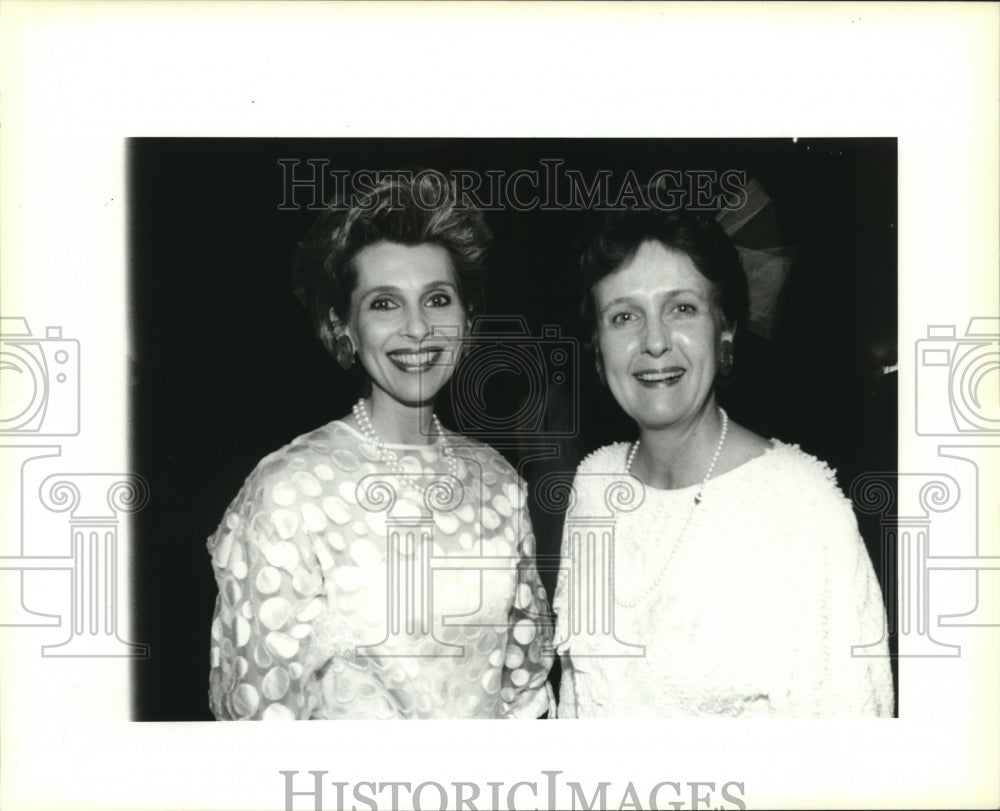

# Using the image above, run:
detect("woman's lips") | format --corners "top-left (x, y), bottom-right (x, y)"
top-left (633, 367), bottom-right (685, 385)
top-left (387, 348), bottom-right (445, 372)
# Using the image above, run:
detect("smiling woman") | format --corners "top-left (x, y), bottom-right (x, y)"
top-left (205, 173), bottom-right (554, 720)
top-left (554, 203), bottom-right (894, 718)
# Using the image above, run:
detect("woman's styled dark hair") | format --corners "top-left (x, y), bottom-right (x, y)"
top-left (293, 171), bottom-right (492, 358)
top-left (578, 207), bottom-right (749, 347)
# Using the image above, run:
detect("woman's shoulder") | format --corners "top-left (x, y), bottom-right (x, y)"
top-left (764, 439), bottom-right (842, 488)
top-left (576, 441), bottom-right (631, 475)
top-left (219, 420), bottom-right (358, 515)
top-left (750, 438), bottom-right (857, 524)
top-left (208, 419), bottom-right (365, 555)
top-left (756, 441), bottom-right (874, 576)
top-left (247, 420), bottom-right (357, 484)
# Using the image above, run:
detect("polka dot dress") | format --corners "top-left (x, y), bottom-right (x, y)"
top-left (208, 421), bottom-right (554, 719)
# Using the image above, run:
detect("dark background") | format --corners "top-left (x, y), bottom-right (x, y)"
top-left (129, 138), bottom-right (898, 720)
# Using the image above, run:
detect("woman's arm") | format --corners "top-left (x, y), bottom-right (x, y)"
top-left (208, 500), bottom-right (328, 720)
top-left (785, 495), bottom-right (895, 718)
top-left (500, 480), bottom-right (556, 718)
top-left (821, 504), bottom-right (895, 717)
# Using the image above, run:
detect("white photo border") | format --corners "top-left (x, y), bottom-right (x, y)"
top-left (1, 3), bottom-right (997, 810)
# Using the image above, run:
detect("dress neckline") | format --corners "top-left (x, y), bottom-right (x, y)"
top-left (334, 419), bottom-right (449, 452)
top-left (622, 438), bottom-right (779, 496)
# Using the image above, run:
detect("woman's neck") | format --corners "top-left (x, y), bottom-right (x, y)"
top-left (633, 401), bottom-right (724, 490)
top-left (361, 393), bottom-right (436, 445)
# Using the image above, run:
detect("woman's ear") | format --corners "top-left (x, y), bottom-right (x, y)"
top-left (719, 321), bottom-right (736, 377)
top-left (329, 307), bottom-right (346, 336)
top-left (329, 308), bottom-right (356, 370)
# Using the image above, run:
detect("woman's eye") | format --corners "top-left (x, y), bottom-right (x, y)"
top-left (426, 292), bottom-right (452, 308)
top-left (369, 297), bottom-right (397, 311)
top-left (610, 311), bottom-right (637, 326)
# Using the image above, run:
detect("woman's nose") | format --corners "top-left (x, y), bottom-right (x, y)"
top-left (403, 306), bottom-right (431, 340)
top-left (642, 319), bottom-right (671, 356)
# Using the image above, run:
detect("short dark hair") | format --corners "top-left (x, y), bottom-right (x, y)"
top-left (578, 207), bottom-right (749, 347)
top-left (293, 171), bottom-right (492, 358)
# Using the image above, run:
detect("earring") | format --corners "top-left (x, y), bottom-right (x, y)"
top-left (334, 333), bottom-right (356, 370)
top-left (719, 340), bottom-right (734, 376)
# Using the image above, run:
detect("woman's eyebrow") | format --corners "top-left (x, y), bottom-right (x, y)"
top-left (600, 288), bottom-right (705, 311)
top-left (662, 288), bottom-right (706, 299)
top-left (359, 281), bottom-right (458, 297)
top-left (599, 296), bottom-right (636, 312)
top-left (421, 280), bottom-right (457, 292)
top-left (359, 285), bottom-right (400, 297)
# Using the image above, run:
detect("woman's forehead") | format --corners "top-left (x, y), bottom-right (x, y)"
top-left (352, 241), bottom-right (457, 292)
top-left (595, 241), bottom-right (711, 303)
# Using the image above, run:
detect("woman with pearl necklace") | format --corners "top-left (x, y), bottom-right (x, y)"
top-left (206, 173), bottom-right (553, 720)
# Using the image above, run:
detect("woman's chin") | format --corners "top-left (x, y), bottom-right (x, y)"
top-left (632, 408), bottom-right (699, 433)
top-left (374, 378), bottom-right (452, 410)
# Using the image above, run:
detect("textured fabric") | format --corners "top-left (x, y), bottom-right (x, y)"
top-left (208, 420), bottom-right (553, 720)
top-left (553, 439), bottom-right (894, 718)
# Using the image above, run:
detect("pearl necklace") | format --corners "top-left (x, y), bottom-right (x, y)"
top-left (352, 398), bottom-right (458, 495)
top-left (616, 408), bottom-right (728, 608)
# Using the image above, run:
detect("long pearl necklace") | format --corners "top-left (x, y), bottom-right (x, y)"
top-left (352, 398), bottom-right (458, 495)
top-left (616, 407), bottom-right (728, 608)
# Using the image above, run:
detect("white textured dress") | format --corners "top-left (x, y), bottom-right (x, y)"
top-left (553, 440), bottom-right (894, 718)
top-left (208, 420), bottom-right (553, 720)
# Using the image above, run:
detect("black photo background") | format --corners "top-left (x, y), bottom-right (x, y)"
top-left (129, 138), bottom-right (897, 719)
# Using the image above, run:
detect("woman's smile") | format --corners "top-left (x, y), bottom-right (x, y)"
top-left (386, 347), bottom-right (447, 372)
top-left (632, 366), bottom-right (685, 386)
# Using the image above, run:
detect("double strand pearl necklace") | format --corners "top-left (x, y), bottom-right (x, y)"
top-left (616, 407), bottom-right (728, 608)
top-left (352, 398), bottom-right (458, 495)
